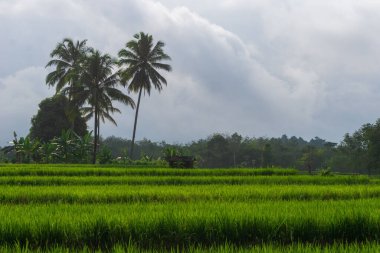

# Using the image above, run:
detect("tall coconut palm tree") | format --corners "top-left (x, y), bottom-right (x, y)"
top-left (45, 38), bottom-right (91, 128)
top-left (118, 32), bottom-right (172, 159)
top-left (78, 50), bottom-right (135, 164)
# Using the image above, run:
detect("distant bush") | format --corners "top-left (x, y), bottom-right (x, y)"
top-left (318, 167), bottom-right (333, 176)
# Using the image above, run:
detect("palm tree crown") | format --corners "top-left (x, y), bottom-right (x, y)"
top-left (118, 32), bottom-right (172, 159)
top-left (118, 32), bottom-right (172, 94)
top-left (46, 38), bottom-right (90, 96)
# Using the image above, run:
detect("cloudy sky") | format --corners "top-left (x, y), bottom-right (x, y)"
top-left (1, 0), bottom-right (380, 146)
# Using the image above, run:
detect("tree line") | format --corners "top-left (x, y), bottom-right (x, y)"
top-left (2, 115), bottom-right (380, 173)
top-left (98, 118), bottom-right (380, 174)
top-left (101, 134), bottom-right (334, 170)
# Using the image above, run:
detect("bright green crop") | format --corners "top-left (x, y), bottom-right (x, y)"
top-left (0, 200), bottom-right (378, 248)
top-left (0, 175), bottom-right (373, 186)
top-left (0, 164), bottom-right (377, 251)
top-left (0, 184), bottom-right (378, 203)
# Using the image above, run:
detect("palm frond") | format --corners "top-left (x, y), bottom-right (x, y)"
top-left (118, 49), bottom-right (139, 61)
top-left (151, 62), bottom-right (172, 71)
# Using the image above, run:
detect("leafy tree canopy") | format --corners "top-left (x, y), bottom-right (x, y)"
top-left (29, 95), bottom-right (87, 142)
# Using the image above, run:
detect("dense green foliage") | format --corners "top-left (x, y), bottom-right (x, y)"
top-left (2, 130), bottom-right (92, 163)
top-left (101, 134), bottom-right (332, 169)
top-left (0, 164), bottom-right (377, 252)
top-left (338, 119), bottom-right (380, 174)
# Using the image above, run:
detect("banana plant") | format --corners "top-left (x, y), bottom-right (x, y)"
top-left (3, 132), bottom-right (40, 163)
top-left (163, 147), bottom-right (180, 161)
top-left (1, 132), bottom-right (20, 162)
top-left (19, 136), bottom-right (40, 163)
top-left (39, 142), bottom-right (58, 163)
top-left (73, 131), bottom-right (93, 163)
top-left (53, 130), bottom-right (76, 163)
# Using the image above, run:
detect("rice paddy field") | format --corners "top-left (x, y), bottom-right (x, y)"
top-left (0, 164), bottom-right (379, 252)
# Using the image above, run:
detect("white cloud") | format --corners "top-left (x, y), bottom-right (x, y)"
top-left (1, 0), bottom-right (380, 144)
top-left (0, 67), bottom-right (53, 145)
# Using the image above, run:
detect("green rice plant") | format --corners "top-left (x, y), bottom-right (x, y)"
top-left (0, 184), bottom-right (378, 203)
top-left (0, 164), bottom-right (378, 252)
top-left (0, 165), bottom-right (298, 177)
top-left (1, 242), bottom-right (380, 252)
top-left (0, 175), bottom-right (373, 186)
top-left (0, 200), bottom-right (378, 248)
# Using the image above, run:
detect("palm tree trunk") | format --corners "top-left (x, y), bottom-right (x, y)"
top-left (97, 114), bottom-right (100, 153)
top-left (68, 88), bottom-right (75, 131)
top-left (98, 114), bottom-right (100, 140)
top-left (130, 86), bottom-right (143, 159)
top-left (233, 151), bottom-right (236, 168)
top-left (92, 106), bottom-right (98, 164)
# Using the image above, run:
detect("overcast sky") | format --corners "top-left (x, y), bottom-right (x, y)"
top-left (1, 0), bottom-right (380, 146)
